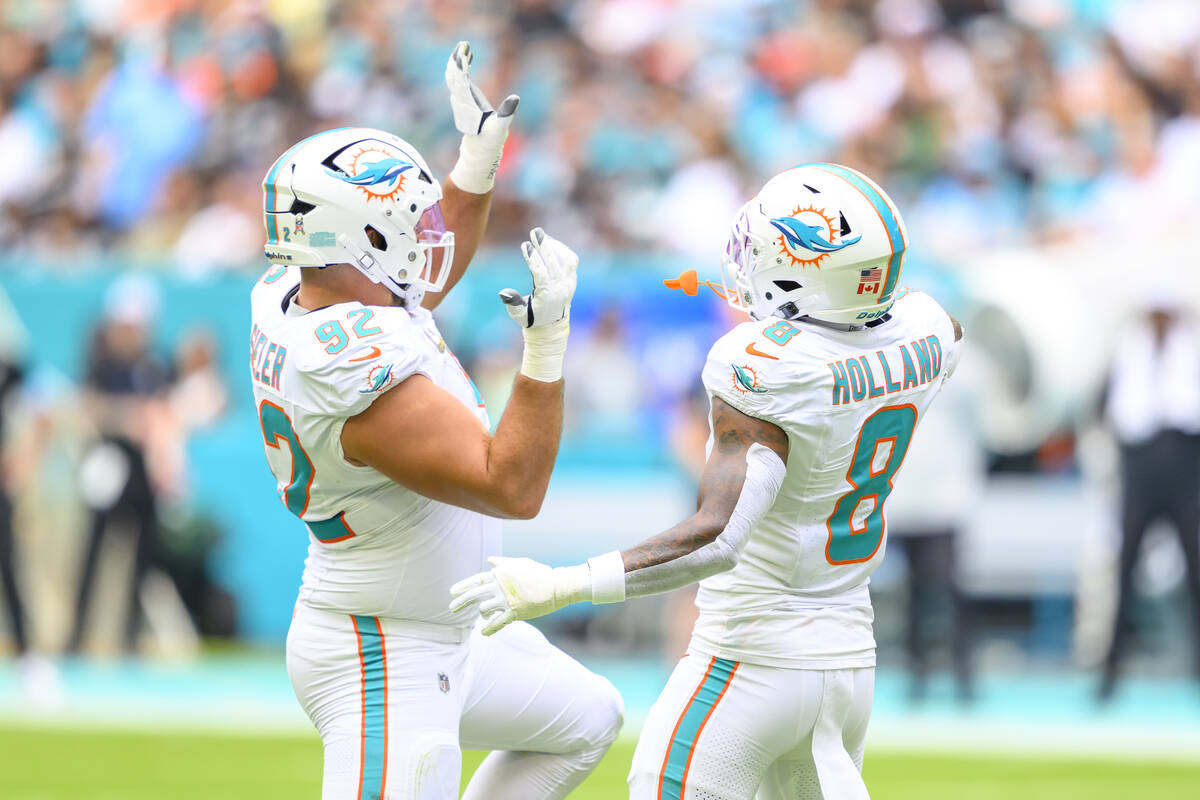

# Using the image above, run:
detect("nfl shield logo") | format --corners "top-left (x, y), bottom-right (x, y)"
top-left (438, 672), bottom-right (450, 694)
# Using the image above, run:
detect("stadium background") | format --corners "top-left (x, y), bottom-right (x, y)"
top-left (3, 0), bottom-right (1200, 796)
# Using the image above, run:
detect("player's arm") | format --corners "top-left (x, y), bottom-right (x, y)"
top-left (423, 41), bottom-right (518, 311)
top-left (449, 398), bottom-right (790, 634)
top-left (343, 372), bottom-right (561, 520)
top-left (620, 399), bottom-right (788, 572)
top-left (343, 229), bottom-right (576, 520)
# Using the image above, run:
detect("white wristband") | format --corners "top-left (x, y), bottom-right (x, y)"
top-left (519, 317), bottom-right (569, 382)
top-left (552, 562), bottom-right (592, 608)
top-left (449, 134), bottom-right (505, 195)
top-left (587, 550), bottom-right (627, 604)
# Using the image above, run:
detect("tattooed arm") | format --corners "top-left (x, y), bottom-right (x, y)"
top-left (449, 397), bottom-right (790, 634)
top-left (621, 397), bottom-right (789, 572)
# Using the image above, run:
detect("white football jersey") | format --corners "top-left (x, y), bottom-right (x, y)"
top-left (691, 288), bottom-right (959, 669)
top-left (249, 264), bottom-right (498, 627)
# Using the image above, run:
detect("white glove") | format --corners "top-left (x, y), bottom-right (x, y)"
top-left (446, 41), bottom-right (519, 194)
top-left (500, 228), bottom-right (579, 382)
top-left (449, 552), bottom-right (625, 636)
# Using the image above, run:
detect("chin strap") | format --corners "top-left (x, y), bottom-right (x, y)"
top-left (337, 233), bottom-right (424, 307)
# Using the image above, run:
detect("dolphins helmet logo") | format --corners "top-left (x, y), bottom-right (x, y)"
top-left (331, 145), bottom-right (414, 203)
top-left (359, 363), bottom-right (396, 394)
top-left (769, 205), bottom-right (861, 269)
top-left (731, 363), bottom-right (768, 395)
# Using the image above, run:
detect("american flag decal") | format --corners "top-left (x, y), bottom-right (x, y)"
top-left (857, 267), bottom-right (882, 295)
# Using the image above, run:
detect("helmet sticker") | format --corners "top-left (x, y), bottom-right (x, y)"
top-left (769, 205), bottom-right (861, 268)
top-left (856, 267), bottom-right (882, 295)
top-left (328, 144), bottom-right (414, 203)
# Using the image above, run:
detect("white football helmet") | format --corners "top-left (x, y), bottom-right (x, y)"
top-left (262, 127), bottom-right (454, 307)
top-left (720, 163), bottom-right (908, 326)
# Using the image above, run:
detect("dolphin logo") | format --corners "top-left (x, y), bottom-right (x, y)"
top-left (359, 363), bottom-right (395, 394)
top-left (732, 363), bottom-right (768, 394)
top-left (335, 158), bottom-right (413, 188)
top-left (770, 216), bottom-right (860, 255)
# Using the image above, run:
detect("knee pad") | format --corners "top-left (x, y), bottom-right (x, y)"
top-left (405, 732), bottom-right (461, 800)
top-left (588, 675), bottom-right (625, 751)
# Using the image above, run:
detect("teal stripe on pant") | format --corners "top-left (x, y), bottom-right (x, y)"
top-left (352, 615), bottom-right (388, 800)
top-left (660, 657), bottom-right (738, 800)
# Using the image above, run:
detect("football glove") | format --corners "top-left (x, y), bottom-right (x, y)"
top-left (500, 228), bottom-right (579, 381)
top-left (446, 41), bottom-right (519, 194)
top-left (450, 556), bottom-right (589, 636)
top-left (449, 551), bottom-right (625, 636)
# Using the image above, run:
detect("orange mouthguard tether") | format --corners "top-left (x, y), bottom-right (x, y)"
top-left (663, 269), bottom-right (728, 299)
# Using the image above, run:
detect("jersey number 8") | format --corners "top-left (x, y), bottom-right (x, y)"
top-left (825, 404), bottom-right (917, 565)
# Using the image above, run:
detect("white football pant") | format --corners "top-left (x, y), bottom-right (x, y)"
top-left (287, 602), bottom-right (623, 799)
top-left (629, 650), bottom-right (873, 799)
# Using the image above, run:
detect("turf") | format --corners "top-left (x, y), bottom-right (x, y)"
top-left (5, 724), bottom-right (1200, 799)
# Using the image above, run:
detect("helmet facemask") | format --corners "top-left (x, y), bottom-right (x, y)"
top-left (720, 201), bottom-right (831, 321)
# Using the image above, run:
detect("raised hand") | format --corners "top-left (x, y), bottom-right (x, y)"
top-left (446, 41), bottom-right (519, 194)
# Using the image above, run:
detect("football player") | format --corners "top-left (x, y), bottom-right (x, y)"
top-left (451, 164), bottom-right (962, 799)
top-left (251, 43), bottom-right (622, 800)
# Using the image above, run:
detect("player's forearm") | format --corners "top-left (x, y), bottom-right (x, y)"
top-left (615, 442), bottom-right (785, 596)
top-left (620, 512), bottom-right (729, 572)
top-left (620, 421), bottom-right (756, 572)
top-left (483, 373), bottom-right (564, 519)
top-left (422, 180), bottom-right (491, 310)
top-left (449, 444), bottom-right (787, 633)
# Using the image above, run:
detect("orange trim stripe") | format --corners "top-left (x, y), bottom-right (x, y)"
top-left (678, 662), bottom-right (739, 796)
top-left (375, 617), bottom-right (389, 799)
top-left (658, 657), bottom-right (717, 800)
top-left (657, 657), bottom-right (710, 800)
top-left (351, 616), bottom-right (367, 800)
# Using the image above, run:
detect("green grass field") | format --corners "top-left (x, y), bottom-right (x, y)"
top-left (7, 725), bottom-right (1200, 799)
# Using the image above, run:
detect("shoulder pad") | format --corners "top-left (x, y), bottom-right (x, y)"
top-left (287, 304), bottom-right (424, 416)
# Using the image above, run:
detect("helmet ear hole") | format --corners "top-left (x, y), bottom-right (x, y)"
top-left (364, 225), bottom-right (388, 251)
top-left (773, 280), bottom-right (802, 292)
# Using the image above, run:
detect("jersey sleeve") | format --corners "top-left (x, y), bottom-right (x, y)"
top-left (701, 322), bottom-right (800, 426)
top-left (894, 287), bottom-right (962, 383)
top-left (286, 306), bottom-right (425, 417)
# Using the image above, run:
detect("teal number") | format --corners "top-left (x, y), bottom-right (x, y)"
top-left (825, 405), bottom-right (916, 564)
top-left (764, 320), bottom-right (800, 345)
top-left (282, 226), bottom-right (291, 242)
top-left (347, 308), bottom-right (382, 338)
top-left (262, 264), bottom-right (287, 283)
top-left (315, 321), bottom-right (349, 354)
top-left (259, 401), bottom-right (313, 517)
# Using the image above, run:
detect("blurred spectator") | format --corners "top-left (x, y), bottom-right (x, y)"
top-left (0, 1), bottom-right (1197, 263)
top-left (1099, 298), bottom-right (1200, 700)
top-left (565, 308), bottom-right (641, 439)
top-left (168, 329), bottom-right (228, 430)
top-left (0, 352), bottom-right (30, 661)
top-left (0, 290), bottom-right (60, 702)
top-left (66, 276), bottom-right (176, 655)
top-left (888, 368), bottom-right (983, 703)
top-left (171, 174), bottom-right (262, 277)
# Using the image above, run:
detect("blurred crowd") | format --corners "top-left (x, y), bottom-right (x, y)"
top-left (2, 0), bottom-right (1200, 705)
top-left (2, 0), bottom-right (1200, 273)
